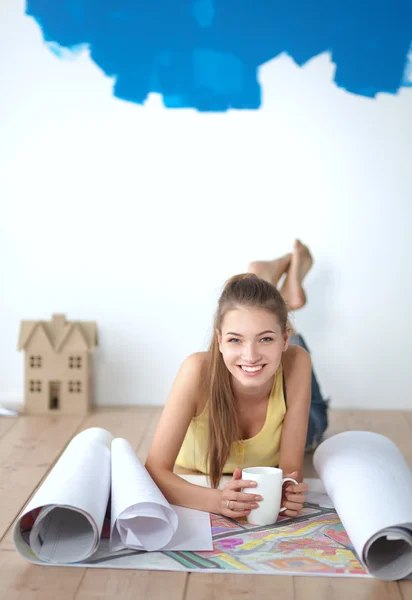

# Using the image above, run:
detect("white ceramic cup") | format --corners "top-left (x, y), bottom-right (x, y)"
top-left (242, 466), bottom-right (299, 526)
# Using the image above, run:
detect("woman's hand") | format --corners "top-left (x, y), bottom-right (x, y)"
top-left (218, 467), bottom-right (263, 519)
top-left (281, 471), bottom-right (308, 517)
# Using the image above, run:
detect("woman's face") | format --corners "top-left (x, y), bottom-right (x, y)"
top-left (217, 307), bottom-right (289, 390)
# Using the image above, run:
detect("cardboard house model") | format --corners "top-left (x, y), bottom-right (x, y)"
top-left (18, 314), bottom-right (98, 415)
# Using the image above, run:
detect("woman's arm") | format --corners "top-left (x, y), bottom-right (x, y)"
top-left (145, 352), bottom-right (221, 513)
top-left (277, 345), bottom-right (312, 517)
top-left (279, 344), bottom-right (312, 482)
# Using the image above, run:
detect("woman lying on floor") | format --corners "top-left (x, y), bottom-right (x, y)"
top-left (146, 240), bottom-right (329, 519)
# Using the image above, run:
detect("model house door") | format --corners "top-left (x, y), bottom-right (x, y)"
top-left (49, 381), bottom-right (60, 410)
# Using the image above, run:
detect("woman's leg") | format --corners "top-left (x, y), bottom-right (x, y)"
top-left (249, 240), bottom-right (328, 450)
top-left (280, 240), bottom-right (313, 310)
top-left (248, 239), bottom-right (313, 310)
top-left (288, 332), bottom-right (329, 451)
top-left (248, 253), bottom-right (292, 287)
top-left (282, 242), bottom-right (327, 448)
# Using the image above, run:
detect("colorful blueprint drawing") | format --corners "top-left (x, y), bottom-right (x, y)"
top-left (81, 502), bottom-right (369, 576)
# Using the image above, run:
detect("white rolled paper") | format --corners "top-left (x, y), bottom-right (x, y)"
top-left (14, 427), bottom-right (113, 563)
top-left (313, 431), bottom-right (412, 580)
top-left (110, 438), bottom-right (178, 552)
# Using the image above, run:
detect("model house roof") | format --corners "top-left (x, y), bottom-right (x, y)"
top-left (18, 314), bottom-right (98, 353)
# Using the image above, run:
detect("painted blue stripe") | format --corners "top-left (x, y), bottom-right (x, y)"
top-left (25, 0), bottom-right (412, 110)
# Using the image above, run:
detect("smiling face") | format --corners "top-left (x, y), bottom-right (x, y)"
top-left (217, 306), bottom-right (289, 392)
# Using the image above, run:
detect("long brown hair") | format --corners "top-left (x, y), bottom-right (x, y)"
top-left (205, 273), bottom-right (288, 488)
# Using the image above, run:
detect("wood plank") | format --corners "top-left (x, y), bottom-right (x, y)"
top-left (136, 407), bottom-right (162, 460)
top-left (0, 552), bottom-right (86, 600)
top-left (0, 415), bottom-right (83, 540)
top-left (77, 406), bottom-right (157, 445)
top-left (402, 412), bottom-right (412, 429)
top-left (0, 407), bottom-right (163, 600)
top-left (0, 413), bottom-right (85, 600)
top-left (399, 580), bottom-right (412, 599)
top-left (294, 576), bottom-right (402, 600)
top-left (0, 416), bottom-right (18, 441)
top-left (344, 410), bottom-right (412, 467)
top-left (185, 573), bottom-right (293, 600)
top-left (76, 570), bottom-right (187, 600)
top-left (324, 409), bottom-right (351, 437)
top-left (303, 409), bottom-right (351, 478)
top-left (344, 410), bottom-right (411, 435)
top-left (1, 408), bottom-right (411, 600)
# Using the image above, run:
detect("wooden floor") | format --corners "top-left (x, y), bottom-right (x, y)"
top-left (0, 408), bottom-right (412, 600)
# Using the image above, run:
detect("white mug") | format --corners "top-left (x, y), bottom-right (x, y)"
top-left (242, 466), bottom-right (298, 526)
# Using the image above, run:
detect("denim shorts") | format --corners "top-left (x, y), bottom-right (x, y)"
top-left (289, 333), bottom-right (329, 451)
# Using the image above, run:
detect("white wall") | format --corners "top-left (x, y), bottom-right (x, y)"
top-left (1, 1), bottom-right (412, 409)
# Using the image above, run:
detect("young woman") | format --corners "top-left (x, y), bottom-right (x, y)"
top-left (145, 240), bottom-right (329, 521)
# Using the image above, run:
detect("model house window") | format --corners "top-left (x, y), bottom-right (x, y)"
top-left (30, 356), bottom-right (42, 368)
top-left (69, 356), bottom-right (82, 369)
top-left (68, 380), bottom-right (82, 393)
top-left (29, 380), bottom-right (42, 392)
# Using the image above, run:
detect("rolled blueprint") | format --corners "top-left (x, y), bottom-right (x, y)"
top-left (13, 427), bottom-right (212, 565)
top-left (314, 431), bottom-right (412, 580)
top-left (14, 427), bottom-right (113, 563)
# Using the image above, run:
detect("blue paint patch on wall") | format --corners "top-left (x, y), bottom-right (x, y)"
top-left (26, 1), bottom-right (412, 111)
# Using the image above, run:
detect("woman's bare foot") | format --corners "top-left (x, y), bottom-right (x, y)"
top-left (248, 253), bottom-right (292, 287)
top-left (280, 240), bottom-right (313, 310)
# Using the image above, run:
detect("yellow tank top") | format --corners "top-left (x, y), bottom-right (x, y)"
top-left (175, 364), bottom-right (286, 474)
